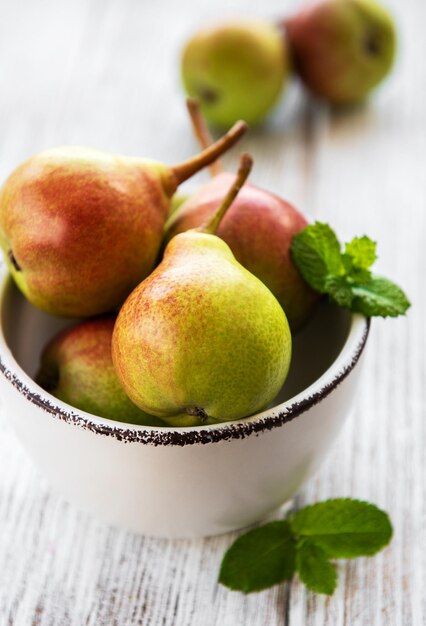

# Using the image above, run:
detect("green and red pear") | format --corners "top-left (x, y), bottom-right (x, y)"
top-left (0, 120), bottom-right (247, 317)
top-left (36, 316), bottom-right (164, 426)
top-left (165, 100), bottom-right (319, 332)
top-left (285, 0), bottom-right (397, 104)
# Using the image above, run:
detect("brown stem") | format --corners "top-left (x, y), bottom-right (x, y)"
top-left (200, 153), bottom-right (253, 235)
top-left (171, 120), bottom-right (247, 186)
top-left (186, 98), bottom-right (224, 177)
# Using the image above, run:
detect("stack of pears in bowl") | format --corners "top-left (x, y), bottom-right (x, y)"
top-left (0, 109), bottom-right (372, 539)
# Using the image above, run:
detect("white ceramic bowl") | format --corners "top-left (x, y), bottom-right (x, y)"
top-left (0, 268), bottom-right (369, 539)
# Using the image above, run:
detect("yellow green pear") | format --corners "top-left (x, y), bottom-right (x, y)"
top-left (181, 19), bottom-right (291, 128)
top-left (112, 155), bottom-right (292, 426)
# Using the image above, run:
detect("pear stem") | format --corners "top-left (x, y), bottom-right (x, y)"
top-left (186, 98), bottom-right (224, 177)
top-left (172, 120), bottom-right (247, 186)
top-left (199, 153), bottom-right (253, 235)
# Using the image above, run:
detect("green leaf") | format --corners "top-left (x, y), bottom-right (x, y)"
top-left (324, 276), bottom-right (354, 308)
top-left (296, 541), bottom-right (337, 595)
top-left (289, 499), bottom-right (393, 558)
top-left (351, 276), bottom-right (411, 317)
top-left (345, 236), bottom-right (377, 271)
top-left (291, 222), bottom-right (344, 292)
top-left (219, 521), bottom-right (296, 593)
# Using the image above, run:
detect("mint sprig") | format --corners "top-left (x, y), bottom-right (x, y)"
top-left (219, 499), bottom-right (392, 596)
top-left (291, 223), bottom-right (410, 317)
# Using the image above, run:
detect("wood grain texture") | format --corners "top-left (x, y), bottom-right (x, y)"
top-left (0, 0), bottom-right (424, 624)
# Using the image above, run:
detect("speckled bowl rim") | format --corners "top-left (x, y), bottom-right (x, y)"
top-left (0, 271), bottom-right (370, 447)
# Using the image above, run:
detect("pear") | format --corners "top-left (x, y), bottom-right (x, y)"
top-left (285, 0), bottom-right (397, 104)
top-left (0, 120), bottom-right (247, 317)
top-left (165, 100), bottom-right (319, 332)
top-left (181, 19), bottom-right (291, 128)
top-left (112, 155), bottom-right (292, 426)
top-left (36, 316), bottom-right (164, 426)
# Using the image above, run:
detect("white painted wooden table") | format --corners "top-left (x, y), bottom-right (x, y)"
top-left (0, 0), bottom-right (424, 624)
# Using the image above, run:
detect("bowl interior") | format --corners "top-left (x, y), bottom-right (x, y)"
top-left (1, 276), bottom-right (352, 411)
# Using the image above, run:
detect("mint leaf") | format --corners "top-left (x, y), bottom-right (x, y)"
top-left (291, 223), bottom-right (410, 318)
top-left (219, 521), bottom-right (296, 593)
top-left (345, 236), bottom-right (377, 271)
top-left (351, 277), bottom-right (411, 317)
top-left (324, 276), bottom-right (353, 308)
top-left (296, 541), bottom-right (337, 595)
top-left (289, 499), bottom-right (393, 558)
top-left (291, 222), bottom-right (344, 292)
